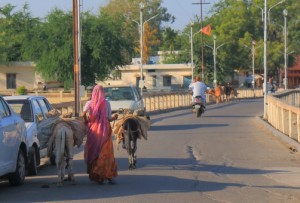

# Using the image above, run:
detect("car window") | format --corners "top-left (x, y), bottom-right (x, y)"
top-left (104, 87), bottom-right (134, 101)
top-left (0, 98), bottom-right (10, 117)
top-left (32, 99), bottom-right (44, 121)
top-left (5, 100), bottom-right (33, 122)
top-left (37, 98), bottom-right (50, 115)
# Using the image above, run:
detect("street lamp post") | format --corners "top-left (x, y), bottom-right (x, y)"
top-left (189, 24), bottom-right (200, 82)
top-left (268, 0), bottom-right (286, 23)
top-left (252, 41), bottom-right (256, 89)
top-left (139, 3), bottom-right (144, 96)
top-left (244, 41), bottom-right (258, 89)
top-left (191, 24), bottom-right (194, 81)
top-left (283, 9), bottom-right (288, 90)
top-left (253, 4), bottom-right (264, 22)
top-left (205, 37), bottom-right (224, 88)
top-left (263, 0), bottom-right (267, 119)
top-left (213, 35), bottom-right (216, 87)
top-left (138, 3), bottom-right (158, 96)
top-left (263, 0), bottom-right (285, 119)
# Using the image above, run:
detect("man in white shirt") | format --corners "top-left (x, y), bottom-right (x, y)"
top-left (189, 75), bottom-right (207, 104)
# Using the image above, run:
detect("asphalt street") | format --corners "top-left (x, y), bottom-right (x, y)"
top-left (1, 98), bottom-right (300, 203)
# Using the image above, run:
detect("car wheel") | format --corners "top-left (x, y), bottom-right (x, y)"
top-left (28, 147), bottom-right (38, 176)
top-left (8, 149), bottom-right (26, 186)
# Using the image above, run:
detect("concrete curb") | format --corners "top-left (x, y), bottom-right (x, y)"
top-left (255, 116), bottom-right (300, 153)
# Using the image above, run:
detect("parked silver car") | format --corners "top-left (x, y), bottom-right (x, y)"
top-left (4, 95), bottom-right (57, 175)
top-left (104, 85), bottom-right (145, 116)
top-left (0, 96), bottom-right (28, 186)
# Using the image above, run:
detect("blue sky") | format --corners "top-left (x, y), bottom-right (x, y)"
top-left (0, 0), bottom-right (218, 30)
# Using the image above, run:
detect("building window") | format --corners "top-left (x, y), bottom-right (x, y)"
top-left (6, 73), bottom-right (16, 89)
top-left (152, 76), bottom-right (156, 87)
top-left (163, 76), bottom-right (171, 87)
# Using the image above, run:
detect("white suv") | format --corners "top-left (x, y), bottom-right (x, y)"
top-left (104, 85), bottom-right (145, 116)
top-left (0, 96), bottom-right (27, 186)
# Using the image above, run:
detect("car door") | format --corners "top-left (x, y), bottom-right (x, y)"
top-left (0, 97), bottom-right (20, 174)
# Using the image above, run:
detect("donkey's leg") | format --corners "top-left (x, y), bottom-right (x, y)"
top-left (128, 152), bottom-right (134, 170)
top-left (55, 127), bottom-right (66, 187)
top-left (127, 142), bottom-right (134, 170)
top-left (124, 122), bottom-right (133, 170)
top-left (65, 129), bottom-right (75, 185)
top-left (132, 138), bottom-right (137, 168)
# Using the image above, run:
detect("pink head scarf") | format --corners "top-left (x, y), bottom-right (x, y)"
top-left (84, 85), bottom-right (109, 164)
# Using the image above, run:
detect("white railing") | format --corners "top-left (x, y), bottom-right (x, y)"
top-left (142, 88), bottom-right (263, 112)
top-left (2, 88), bottom-right (264, 115)
top-left (266, 89), bottom-right (300, 142)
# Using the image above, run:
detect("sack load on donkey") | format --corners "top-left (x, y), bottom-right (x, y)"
top-left (112, 113), bottom-right (150, 169)
top-left (37, 109), bottom-right (61, 150)
top-left (46, 118), bottom-right (87, 186)
top-left (47, 118), bottom-right (87, 165)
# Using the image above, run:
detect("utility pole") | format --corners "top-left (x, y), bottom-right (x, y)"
top-left (192, 0), bottom-right (210, 81)
top-left (73, 0), bottom-right (80, 117)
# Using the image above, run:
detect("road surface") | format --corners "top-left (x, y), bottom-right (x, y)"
top-left (1, 98), bottom-right (300, 203)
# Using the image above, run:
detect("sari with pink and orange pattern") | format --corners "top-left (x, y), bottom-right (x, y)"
top-left (83, 85), bottom-right (117, 183)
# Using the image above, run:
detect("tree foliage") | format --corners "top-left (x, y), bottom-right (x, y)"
top-left (175, 0), bottom-right (300, 85)
top-left (101, 0), bottom-right (174, 58)
top-left (0, 3), bottom-right (39, 63)
top-left (135, 22), bottom-right (160, 64)
top-left (1, 0), bottom-right (299, 88)
top-left (0, 4), bottom-right (134, 87)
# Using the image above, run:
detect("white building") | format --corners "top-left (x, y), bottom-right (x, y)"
top-left (101, 63), bottom-right (193, 91)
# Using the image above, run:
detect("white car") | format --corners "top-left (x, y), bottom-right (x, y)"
top-left (0, 96), bottom-right (28, 186)
top-left (104, 85), bottom-right (146, 116)
top-left (4, 95), bottom-right (58, 175)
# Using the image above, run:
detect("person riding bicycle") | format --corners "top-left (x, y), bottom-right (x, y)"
top-left (189, 75), bottom-right (207, 106)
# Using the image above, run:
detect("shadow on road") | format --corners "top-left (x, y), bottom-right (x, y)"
top-left (149, 124), bottom-right (228, 131)
top-left (1, 157), bottom-right (299, 202)
top-left (149, 99), bottom-right (262, 124)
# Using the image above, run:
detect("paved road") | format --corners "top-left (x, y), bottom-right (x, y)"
top-left (1, 98), bottom-right (300, 203)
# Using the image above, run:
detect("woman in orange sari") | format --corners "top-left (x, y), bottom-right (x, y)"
top-left (82, 85), bottom-right (118, 184)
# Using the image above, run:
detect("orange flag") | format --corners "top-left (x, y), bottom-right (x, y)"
top-left (200, 24), bottom-right (212, 36)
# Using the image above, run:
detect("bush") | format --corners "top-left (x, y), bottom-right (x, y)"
top-left (16, 86), bottom-right (27, 95)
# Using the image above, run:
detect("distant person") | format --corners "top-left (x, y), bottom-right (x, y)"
top-left (263, 78), bottom-right (275, 95)
top-left (214, 84), bottom-right (222, 104)
top-left (43, 83), bottom-right (47, 91)
top-left (230, 85), bottom-right (238, 102)
top-left (224, 83), bottom-right (232, 102)
top-left (189, 75), bottom-right (207, 105)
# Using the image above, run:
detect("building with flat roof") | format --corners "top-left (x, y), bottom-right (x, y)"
top-left (100, 63), bottom-right (193, 91)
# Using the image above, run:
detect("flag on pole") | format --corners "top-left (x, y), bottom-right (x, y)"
top-left (200, 24), bottom-right (212, 36)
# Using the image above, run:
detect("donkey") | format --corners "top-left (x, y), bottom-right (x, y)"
top-left (122, 118), bottom-right (140, 170)
top-left (48, 121), bottom-right (76, 187)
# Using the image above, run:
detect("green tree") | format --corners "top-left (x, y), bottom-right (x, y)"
top-left (80, 12), bottom-right (133, 85)
top-left (101, 0), bottom-right (174, 59)
top-left (24, 9), bottom-right (74, 85)
top-left (0, 3), bottom-right (39, 63)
